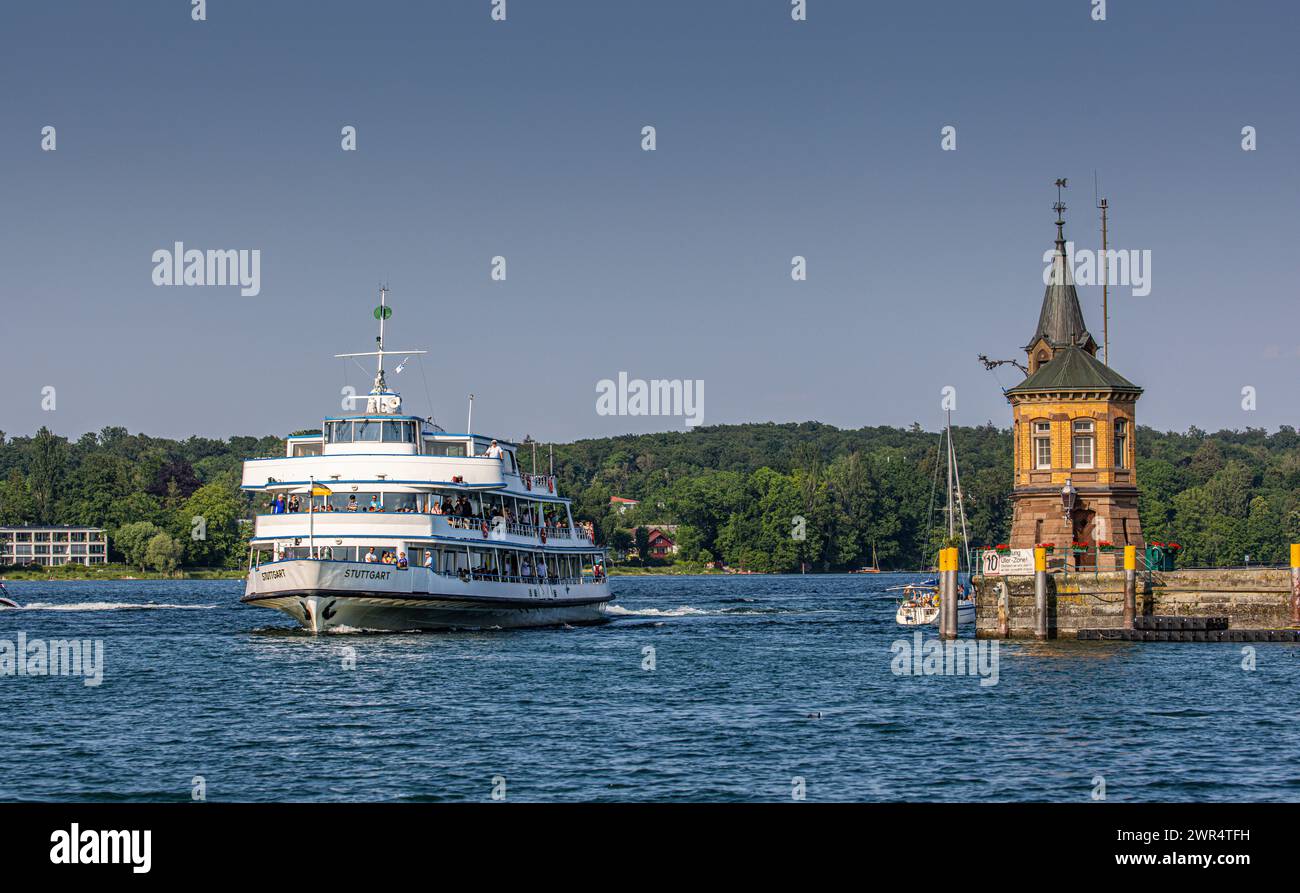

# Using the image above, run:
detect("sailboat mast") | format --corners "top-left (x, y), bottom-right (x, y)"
top-left (945, 410), bottom-right (955, 540)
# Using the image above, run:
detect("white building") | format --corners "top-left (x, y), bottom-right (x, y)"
top-left (0, 527), bottom-right (109, 566)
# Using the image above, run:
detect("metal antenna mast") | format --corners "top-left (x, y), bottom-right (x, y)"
top-left (1096, 181), bottom-right (1110, 366)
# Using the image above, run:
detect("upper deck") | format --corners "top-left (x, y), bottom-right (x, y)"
top-left (243, 417), bottom-right (560, 500)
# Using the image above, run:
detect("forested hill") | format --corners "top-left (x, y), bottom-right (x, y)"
top-left (0, 422), bottom-right (1296, 572)
top-left (549, 422), bottom-right (1300, 571)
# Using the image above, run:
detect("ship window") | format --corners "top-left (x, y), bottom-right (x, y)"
top-left (424, 441), bottom-right (467, 457)
top-left (326, 421), bottom-right (354, 444)
top-left (355, 420), bottom-right (381, 442)
top-left (382, 420), bottom-right (413, 443)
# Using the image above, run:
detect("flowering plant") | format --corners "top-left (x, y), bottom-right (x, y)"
top-left (1071, 541), bottom-right (1089, 551)
top-left (1097, 540), bottom-right (1115, 552)
top-left (1036, 542), bottom-right (1056, 552)
top-left (994, 543), bottom-right (1011, 554)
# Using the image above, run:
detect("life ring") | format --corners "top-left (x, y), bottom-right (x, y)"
top-left (481, 520), bottom-right (489, 538)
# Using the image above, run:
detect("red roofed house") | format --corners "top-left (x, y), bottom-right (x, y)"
top-left (645, 527), bottom-right (677, 559)
top-left (610, 496), bottom-right (640, 514)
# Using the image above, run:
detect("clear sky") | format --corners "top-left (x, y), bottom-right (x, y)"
top-left (1, 0), bottom-right (1296, 443)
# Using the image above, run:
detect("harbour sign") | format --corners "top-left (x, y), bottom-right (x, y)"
top-left (981, 549), bottom-right (1035, 576)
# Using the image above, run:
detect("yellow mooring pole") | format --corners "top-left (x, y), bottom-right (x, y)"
top-left (1123, 545), bottom-right (1137, 630)
top-left (1033, 546), bottom-right (1048, 640)
top-left (1290, 544), bottom-right (1300, 627)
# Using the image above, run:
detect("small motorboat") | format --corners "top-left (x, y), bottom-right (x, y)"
top-left (0, 582), bottom-right (17, 608)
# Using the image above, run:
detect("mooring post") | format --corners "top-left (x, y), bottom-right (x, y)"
top-left (936, 549), bottom-right (947, 638)
top-left (996, 580), bottom-right (1009, 638)
top-left (1290, 544), bottom-right (1300, 627)
top-left (941, 547), bottom-right (958, 640)
top-left (1123, 545), bottom-right (1137, 630)
top-left (1033, 546), bottom-right (1047, 640)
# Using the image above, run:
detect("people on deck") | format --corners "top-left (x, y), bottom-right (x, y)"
top-left (363, 547), bottom-right (378, 563)
top-left (484, 439), bottom-right (503, 459)
top-left (423, 552), bottom-right (435, 569)
top-left (347, 495), bottom-right (359, 512)
top-left (396, 552), bottom-right (409, 569)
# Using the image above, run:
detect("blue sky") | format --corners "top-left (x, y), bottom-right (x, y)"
top-left (1, 0), bottom-right (1296, 442)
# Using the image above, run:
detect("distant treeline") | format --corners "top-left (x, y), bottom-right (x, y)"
top-left (545, 422), bottom-right (1300, 571)
top-left (1, 422), bottom-right (1297, 572)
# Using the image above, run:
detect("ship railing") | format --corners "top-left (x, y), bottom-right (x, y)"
top-left (451, 571), bottom-right (585, 585)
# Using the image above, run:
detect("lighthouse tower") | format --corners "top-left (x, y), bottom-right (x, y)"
top-left (1005, 196), bottom-right (1144, 570)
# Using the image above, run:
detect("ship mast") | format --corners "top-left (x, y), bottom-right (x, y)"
top-left (334, 285), bottom-right (427, 412)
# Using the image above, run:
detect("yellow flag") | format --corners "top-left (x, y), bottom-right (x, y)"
top-left (311, 483), bottom-right (332, 497)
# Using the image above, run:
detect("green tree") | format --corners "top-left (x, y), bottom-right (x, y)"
top-left (115, 521), bottom-right (164, 571)
top-left (145, 532), bottom-right (184, 575)
top-left (28, 427), bottom-right (66, 524)
top-left (177, 481), bottom-right (244, 567)
top-left (0, 470), bottom-right (36, 526)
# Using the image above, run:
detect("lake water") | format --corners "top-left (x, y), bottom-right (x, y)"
top-left (1, 574), bottom-right (1296, 802)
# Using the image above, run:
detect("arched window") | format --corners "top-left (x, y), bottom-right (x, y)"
top-left (1072, 419), bottom-right (1095, 469)
top-left (1032, 420), bottom-right (1052, 470)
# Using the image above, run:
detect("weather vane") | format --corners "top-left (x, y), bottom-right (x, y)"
top-left (1054, 177), bottom-right (1068, 218)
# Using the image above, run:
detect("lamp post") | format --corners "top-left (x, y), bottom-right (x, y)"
top-left (1060, 478), bottom-right (1077, 521)
top-left (1060, 478), bottom-right (1077, 571)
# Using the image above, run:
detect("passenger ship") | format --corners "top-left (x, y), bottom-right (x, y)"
top-left (240, 290), bottom-right (612, 632)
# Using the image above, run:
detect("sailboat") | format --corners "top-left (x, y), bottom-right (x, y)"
top-left (895, 411), bottom-right (976, 627)
top-left (852, 543), bottom-right (882, 573)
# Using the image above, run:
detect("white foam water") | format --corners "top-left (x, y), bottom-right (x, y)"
top-left (605, 604), bottom-right (709, 618)
top-left (16, 602), bottom-right (218, 612)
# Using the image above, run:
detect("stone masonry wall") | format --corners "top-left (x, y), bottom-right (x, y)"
top-left (974, 568), bottom-right (1294, 638)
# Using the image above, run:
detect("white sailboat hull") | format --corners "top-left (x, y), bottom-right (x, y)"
top-left (243, 559), bottom-right (612, 632)
top-left (895, 598), bottom-right (975, 627)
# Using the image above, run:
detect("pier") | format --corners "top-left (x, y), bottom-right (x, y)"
top-left (973, 545), bottom-right (1300, 640)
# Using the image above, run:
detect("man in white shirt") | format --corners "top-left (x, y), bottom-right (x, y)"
top-left (423, 551), bottom-right (435, 569)
top-left (537, 558), bottom-right (548, 579)
top-left (363, 548), bottom-right (378, 563)
top-left (521, 557), bottom-right (533, 578)
top-left (484, 439), bottom-right (503, 459)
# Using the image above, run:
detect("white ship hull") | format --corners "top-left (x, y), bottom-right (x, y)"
top-left (243, 559), bottom-right (612, 632)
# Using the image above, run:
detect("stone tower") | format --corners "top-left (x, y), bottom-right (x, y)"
top-left (1005, 199), bottom-right (1143, 570)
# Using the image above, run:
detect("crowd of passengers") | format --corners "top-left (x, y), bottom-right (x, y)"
top-left (267, 542), bottom-right (606, 581)
top-left (267, 492), bottom-right (594, 536)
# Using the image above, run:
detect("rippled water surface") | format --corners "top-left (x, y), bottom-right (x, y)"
top-left (1, 574), bottom-right (1296, 802)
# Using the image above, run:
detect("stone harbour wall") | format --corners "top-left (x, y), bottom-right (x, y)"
top-left (973, 568), bottom-right (1295, 638)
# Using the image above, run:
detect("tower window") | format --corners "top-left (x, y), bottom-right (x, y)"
top-left (1033, 421), bottom-right (1052, 470)
top-left (1072, 419), bottom-right (1095, 469)
top-left (1113, 418), bottom-right (1128, 469)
